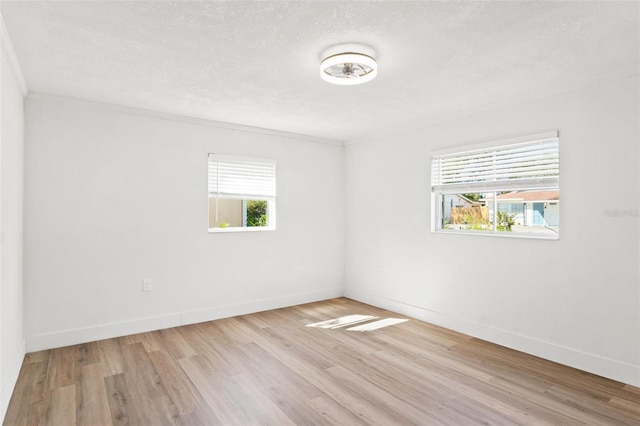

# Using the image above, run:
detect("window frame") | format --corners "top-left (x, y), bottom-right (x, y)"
top-left (430, 131), bottom-right (559, 240)
top-left (207, 154), bottom-right (277, 233)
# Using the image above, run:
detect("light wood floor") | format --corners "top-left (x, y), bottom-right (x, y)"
top-left (5, 298), bottom-right (640, 425)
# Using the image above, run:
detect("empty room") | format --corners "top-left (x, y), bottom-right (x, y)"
top-left (1, 1), bottom-right (639, 425)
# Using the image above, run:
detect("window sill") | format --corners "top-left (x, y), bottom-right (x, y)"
top-left (433, 229), bottom-right (559, 240)
top-left (208, 226), bottom-right (276, 233)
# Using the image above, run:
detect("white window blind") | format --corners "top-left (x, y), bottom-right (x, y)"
top-left (208, 155), bottom-right (276, 200)
top-left (431, 133), bottom-right (559, 194)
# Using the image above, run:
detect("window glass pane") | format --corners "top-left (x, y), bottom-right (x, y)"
top-left (438, 191), bottom-right (559, 237)
top-left (209, 197), bottom-right (243, 228)
top-left (208, 198), bottom-right (273, 229)
top-left (245, 199), bottom-right (269, 227)
top-left (441, 193), bottom-right (490, 232)
top-left (484, 190), bottom-right (559, 236)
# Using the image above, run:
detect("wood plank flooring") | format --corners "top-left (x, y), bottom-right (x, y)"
top-left (4, 298), bottom-right (640, 425)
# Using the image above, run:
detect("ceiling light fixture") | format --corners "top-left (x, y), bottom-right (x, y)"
top-left (320, 52), bottom-right (377, 85)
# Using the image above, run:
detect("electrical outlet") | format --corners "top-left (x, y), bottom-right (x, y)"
top-left (142, 279), bottom-right (152, 292)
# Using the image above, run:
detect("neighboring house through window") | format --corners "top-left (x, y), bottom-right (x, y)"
top-left (482, 190), bottom-right (560, 228)
top-left (431, 131), bottom-right (559, 239)
top-left (208, 154), bottom-right (276, 232)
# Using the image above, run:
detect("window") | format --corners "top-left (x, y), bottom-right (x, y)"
top-left (208, 154), bottom-right (276, 232)
top-left (431, 131), bottom-right (559, 239)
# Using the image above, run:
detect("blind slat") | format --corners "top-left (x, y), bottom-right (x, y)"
top-left (432, 137), bottom-right (559, 189)
top-left (208, 155), bottom-right (276, 198)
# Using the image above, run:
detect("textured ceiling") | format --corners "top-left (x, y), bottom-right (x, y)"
top-left (1, 1), bottom-right (638, 142)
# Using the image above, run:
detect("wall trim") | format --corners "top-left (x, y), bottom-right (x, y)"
top-left (26, 92), bottom-right (343, 146)
top-left (345, 289), bottom-right (640, 387)
top-left (0, 339), bottom-right (25, 423)
top-left (0, 12), bottom-right (28, 97)
top-left (26, 287), bottom-right (344, 352)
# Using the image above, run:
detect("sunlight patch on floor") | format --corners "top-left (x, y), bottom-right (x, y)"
top-left (306, 315), bottom-right (378, 329)
top-left (306, 315), bottom-right (408, 331)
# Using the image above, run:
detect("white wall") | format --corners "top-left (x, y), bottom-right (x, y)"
top-left (23, 95), bottom-right (344, 350)
top-left (345, 75), bottom-right (640, 386)
top-left (0, 17), bottom-right (26, 421)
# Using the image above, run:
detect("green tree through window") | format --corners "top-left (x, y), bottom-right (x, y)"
top-left (246, 200), bottom-right (268, 227)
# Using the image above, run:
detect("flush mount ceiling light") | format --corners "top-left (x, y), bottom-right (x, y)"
top-left (320, 52), bottom-right (377, 85)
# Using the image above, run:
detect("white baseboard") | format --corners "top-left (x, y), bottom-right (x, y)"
top-left (345, 288), bottom-right (640, 388)
top-left (26, 287), bottom-right (344, 352)
top-left (1, 339), bottom-right (26, 423)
